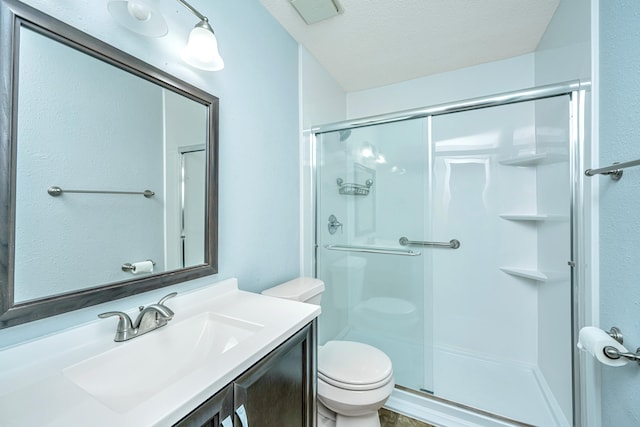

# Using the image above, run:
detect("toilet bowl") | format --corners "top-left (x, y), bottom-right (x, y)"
top-left (318, 340), bottom-right (394, 426)
top-left (262, 277), bottom-right (395, 427)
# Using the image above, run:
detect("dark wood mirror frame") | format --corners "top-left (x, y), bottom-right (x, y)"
top-left (0, 0), bottom-right (219, 328)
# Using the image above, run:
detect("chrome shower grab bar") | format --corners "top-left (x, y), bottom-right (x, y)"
top-left (324, 244), bottom-right (421, 256)
top-left (585, 158), bottom-right (640, 181)
top-left (47, 186), bottom-right (155, 198)
top-left (399, 237), bottom-right (461, 249)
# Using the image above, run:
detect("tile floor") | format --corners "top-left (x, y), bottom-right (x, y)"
top-left (379, 408), bottom-right (436, 427)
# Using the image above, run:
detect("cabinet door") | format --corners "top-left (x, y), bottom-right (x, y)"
top-left (233, 322), bottom-right (315, 427)
top-left (174, 383), bottom-right (234, 427)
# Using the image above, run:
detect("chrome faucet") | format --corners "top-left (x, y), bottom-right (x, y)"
top-left (98, 292), bottom-right (177, 342)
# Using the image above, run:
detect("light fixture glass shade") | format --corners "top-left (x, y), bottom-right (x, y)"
top-left (181, 22), bottom-right (224, 71)
top-left (107, 0), bottom-right (168, 38)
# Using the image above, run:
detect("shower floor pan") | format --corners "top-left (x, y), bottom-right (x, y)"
top-left (343, 329), bottom-right (568, 427)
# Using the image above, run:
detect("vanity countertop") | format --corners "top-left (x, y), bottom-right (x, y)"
top-left (0, 278), bottom-right (320, 426)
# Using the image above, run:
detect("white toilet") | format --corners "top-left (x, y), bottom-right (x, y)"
top-left (262, 277), bottom-right (394, 427)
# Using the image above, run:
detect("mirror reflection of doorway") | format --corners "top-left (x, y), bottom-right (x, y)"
top-left (179, 146), bottom-right (206, 268)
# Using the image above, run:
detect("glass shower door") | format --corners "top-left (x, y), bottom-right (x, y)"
top-left (428, 96), bottom-right (572, 426)
top-left (313, 88), bottom-right (576, 427)
top-left (315, 119), bottom-right (433, 392)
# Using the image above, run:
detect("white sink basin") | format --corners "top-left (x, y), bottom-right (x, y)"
top-left (63, 312), bottom-right (262, 413)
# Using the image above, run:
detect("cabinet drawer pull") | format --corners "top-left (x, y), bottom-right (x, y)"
top-left (221, 416), bottom-right (233, 427)
top-left (236, 404), bottom-right (248, 426)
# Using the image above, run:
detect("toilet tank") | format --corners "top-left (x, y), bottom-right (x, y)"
top-left (261, 277), bottom-right (325, 305)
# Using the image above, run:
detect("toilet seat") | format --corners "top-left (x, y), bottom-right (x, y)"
top-left (318, 341), bottom-right (393, 391)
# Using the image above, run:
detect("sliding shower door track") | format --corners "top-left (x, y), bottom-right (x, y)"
top-left (392, 385), bottom-right (537, 427)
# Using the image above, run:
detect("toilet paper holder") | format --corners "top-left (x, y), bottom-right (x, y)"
top-left (605, 326), bottom-right (640, 365)
top-left (122, 260), bottom-right (156, 273)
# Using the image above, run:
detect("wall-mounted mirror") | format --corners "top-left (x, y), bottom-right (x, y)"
top-left (0, 0), bottom-right (219, 328)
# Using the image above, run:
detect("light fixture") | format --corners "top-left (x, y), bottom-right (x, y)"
top-left (176, 0), bottom-right (224, 71)
top-left (107, 0), bottom-right (168, 37)
top-left (107, 0), bottom-right (225, 71)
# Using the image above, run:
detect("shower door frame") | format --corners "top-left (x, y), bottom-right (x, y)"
top-left (310, 80), bottom-right (591, 427)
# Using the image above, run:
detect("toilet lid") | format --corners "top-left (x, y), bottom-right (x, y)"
top-left (318, 341), bottom-right (393, 391)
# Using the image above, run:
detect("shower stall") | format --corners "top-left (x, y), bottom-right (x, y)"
top-left (311, 82), bottom-right (588, 427)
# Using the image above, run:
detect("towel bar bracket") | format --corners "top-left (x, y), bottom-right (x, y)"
top-left (585, 158), bottom-right (640, 181)
top-left (584, 164), bottom-right (623, 181)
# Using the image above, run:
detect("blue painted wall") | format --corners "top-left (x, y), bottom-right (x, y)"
top-left (0, 0), bottom-right (300, 349)
top-left (600, 1), bottom-right (640, 425)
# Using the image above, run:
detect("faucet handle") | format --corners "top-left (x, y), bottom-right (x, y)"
top-left (158, 292), bottom-right (177, 306)
top-left (98, 311), bottom-right (133, 327)
top-left (98, 311), bottom-right (136, 341)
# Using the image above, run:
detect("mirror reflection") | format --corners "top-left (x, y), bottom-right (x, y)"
top-left (13, 26), bottom-right (208, 303)
top-left (0, 0), bottom-right (219, 327)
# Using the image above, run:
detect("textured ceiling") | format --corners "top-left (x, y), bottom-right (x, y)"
top-left (259, 0), bottom-right (560, 92)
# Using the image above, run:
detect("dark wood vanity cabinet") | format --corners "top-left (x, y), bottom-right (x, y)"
top-left (174, 321), bottom-right (316, 427)
top-left (174, 384), bottom-right (234, 427)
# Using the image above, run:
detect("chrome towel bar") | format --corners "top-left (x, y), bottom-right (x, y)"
top-left (48, 186), bottom-right (155, 198)
top-left (585, 158), bottom-right (640, 181)
top-left (399, 237), bottom-right (460, 249)
top-left (324, 244), bottom-right (421, 256)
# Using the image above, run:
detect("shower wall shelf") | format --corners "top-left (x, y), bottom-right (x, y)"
top-left (336, 178), bottom-right (373, 196)
top-left (499, 214), bottom-right (568, 221)
top-left (498, 152), bottom-right (567, 167)
top-left (500, 267), bottom-right (568, 283)
top-left (499, 267), bottom-right (549, 282)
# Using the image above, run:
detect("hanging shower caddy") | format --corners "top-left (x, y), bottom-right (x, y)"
top-left (336, 177), bottom-right (373, 196)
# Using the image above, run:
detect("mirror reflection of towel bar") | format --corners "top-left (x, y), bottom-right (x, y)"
top-left (47, 186), bottom-right (155, 198)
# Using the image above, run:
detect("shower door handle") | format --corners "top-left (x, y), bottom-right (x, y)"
top-left (399, 237), bottom-right (460, 249)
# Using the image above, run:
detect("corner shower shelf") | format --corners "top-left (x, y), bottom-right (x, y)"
top-left (499, 214), bottom-right (568, 221)
top-left (499, 267), bottom-right (549, 282)
top-left (498, 152), bottom-right (567, 167)
top-left (500, 267), bottom-right (569, 283)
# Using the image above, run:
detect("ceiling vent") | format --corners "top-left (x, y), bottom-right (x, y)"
top-left (290, 0), bottom-right (342, 25)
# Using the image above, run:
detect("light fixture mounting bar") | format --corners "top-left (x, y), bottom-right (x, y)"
top-left (175, 0), bottom-right (207, 22)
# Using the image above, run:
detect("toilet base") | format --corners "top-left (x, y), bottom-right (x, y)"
top-left (318, 401), bottom-right (336, 427)
top-left (337, 412), bottom-right (381, 427)
top-left (318, 401), bottom-right (381, 427)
